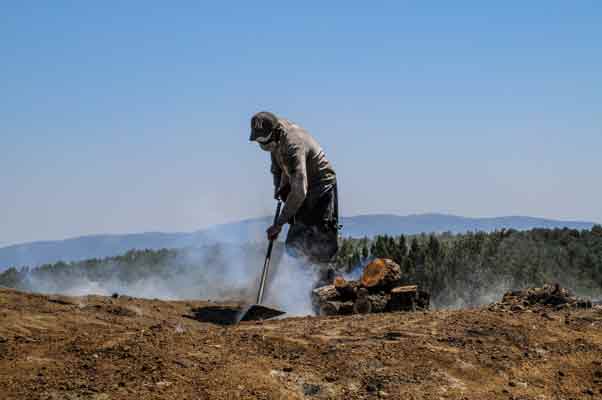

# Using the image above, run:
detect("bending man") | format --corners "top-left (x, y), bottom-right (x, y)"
top-left (249, 111), bottom-right (339, 266)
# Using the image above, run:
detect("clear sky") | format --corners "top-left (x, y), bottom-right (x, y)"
top-left (2, 1), bottom-right (601, 245)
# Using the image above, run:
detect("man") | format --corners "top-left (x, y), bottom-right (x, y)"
top-left (249, 111), bottom-right (339, 266)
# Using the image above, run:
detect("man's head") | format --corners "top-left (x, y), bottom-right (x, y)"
top-left (250, 111), bottom-right (279, 152)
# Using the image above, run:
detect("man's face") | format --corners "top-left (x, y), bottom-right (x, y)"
top-left (255, 129), bottom-right (277, 152)
top-left (259, 141), bottom-right (277, 152)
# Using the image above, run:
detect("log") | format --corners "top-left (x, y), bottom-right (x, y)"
top-left (312, 285), bottom-right (339, 314)
top-left (319, 301), bottom-right (354, 316)
top-left (334, 276), bottom-right (359, 301)
top-left (354, 297), bottom-right (371, 314)
top-left (367, 294), bottom-right (390, 313)
top-left (391, 285), bottom-right (417, 294)
top-left (389, 285), bottom-right (418, 312)
top-left (417, 290), bottom-right (430, 310)
top-left (360, 258), bottom-right (401, 291)
top-left (312, 285), bottom-right (338, 303)
top-left (353, 287), bottom-right (371, 314)
top-left (353, 293), bottom-right (390, 314)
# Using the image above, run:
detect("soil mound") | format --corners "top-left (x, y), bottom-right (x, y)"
top-left (2, 287), bottom-right (602, 399)
top-left (489, 284), bottom-right (593, 312)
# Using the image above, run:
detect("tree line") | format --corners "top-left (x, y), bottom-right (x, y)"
top-left (1, 226), bottom-right (601, 307)
top-left (335, 226), bottom-right (602, 306)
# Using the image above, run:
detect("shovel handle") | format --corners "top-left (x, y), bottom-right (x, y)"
top-left (265, 201), bottom-right (282, 259)
top-left (257, 201), bottom-right (282, 304)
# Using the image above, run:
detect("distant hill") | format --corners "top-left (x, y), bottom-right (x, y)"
top-left (0, 214), bottom-right (596, 271)
top-left (341, 213), bottom-right (596, 238)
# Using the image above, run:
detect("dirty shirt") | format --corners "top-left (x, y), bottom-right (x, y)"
top-left (270, 119), bottom-right (337, 228)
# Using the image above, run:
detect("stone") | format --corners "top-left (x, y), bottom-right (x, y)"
top-left (302, 383), bottom-right (321, 396)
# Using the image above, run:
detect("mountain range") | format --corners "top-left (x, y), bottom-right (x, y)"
top-left (0, 213), bottom-right (596, 271)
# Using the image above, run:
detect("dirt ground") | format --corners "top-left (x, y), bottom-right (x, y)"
top-left (1, 288), bottom-right (602, 400)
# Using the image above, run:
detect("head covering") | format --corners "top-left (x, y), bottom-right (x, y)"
top-left (249, 111), bottom-right (279, 143)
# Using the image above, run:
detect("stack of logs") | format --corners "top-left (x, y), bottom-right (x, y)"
top-left (312, 258), bottom-right (430, 316)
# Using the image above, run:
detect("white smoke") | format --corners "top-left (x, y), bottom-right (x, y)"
top-left (22, 242), bottom-right (320, 316)
top-left (264, 254), bottom-right (319, 315)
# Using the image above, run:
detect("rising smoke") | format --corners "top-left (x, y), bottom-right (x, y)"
top-left (21, 242), bottom-right (321, 316)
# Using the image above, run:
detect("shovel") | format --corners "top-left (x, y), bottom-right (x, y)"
top-left (187, 201), bottom-right (285, 325)
top-left (237, 200), bottom-right (286, 322)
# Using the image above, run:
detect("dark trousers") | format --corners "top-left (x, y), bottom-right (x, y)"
top-left (285, 183), bottom-right (339, 265)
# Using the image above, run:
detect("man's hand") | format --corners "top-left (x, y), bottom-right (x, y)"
top-left (274, 184), bottom-right (291, 201)
top-left (267, 224), bottom-right (282, 241)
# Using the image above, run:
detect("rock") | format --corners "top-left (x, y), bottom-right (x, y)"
top-left (173, 358), bottom-right (194, 368)
top-left (302, 383), bottom-right (321, 396)
top-left (508, 380), bottom-right (528, 388)
top-left (366, 383), bottom-right (378, 392)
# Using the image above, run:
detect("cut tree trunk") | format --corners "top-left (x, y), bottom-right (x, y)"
top-left (389, 285), bottom-right (417, 312)
top-left (334, 276), bottom-right (359, 301)
top-left (368, 294), bottom-right (390, 313)
top-left (353, 293), bottom-right (390, 314)
top-left (312, 285), bottom-right (338, 303)
top-left (312, 285), bottom-right (339, 313)
top-left (360, 258), bottom-right (402, 291)
top-left (320, 301), bottom-right (354, 316)
top-left (417, 290), bottom-right (430, 310)
top-left (353, 297), bottom-right (371, 314)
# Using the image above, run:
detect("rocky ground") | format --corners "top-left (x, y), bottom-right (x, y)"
top-left (1, 287), bottom-right (602, 400)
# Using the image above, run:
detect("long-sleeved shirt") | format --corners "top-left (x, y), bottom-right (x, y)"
top-left (270, 119), bottom-right (336, 226)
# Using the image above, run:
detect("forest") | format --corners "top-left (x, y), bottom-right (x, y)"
top-left (335, 226), bottom-right (602, 306)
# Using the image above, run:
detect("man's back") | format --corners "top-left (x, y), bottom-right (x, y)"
top-left (272, 118), bottom-right (336, 193)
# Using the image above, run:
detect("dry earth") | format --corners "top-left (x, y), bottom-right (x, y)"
top-left (1, 288), bottom-right (602, 400)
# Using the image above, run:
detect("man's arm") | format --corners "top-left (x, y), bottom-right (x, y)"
top-left (270, 153), bottom-right (283, 199)
top-left (275, 143), bottom-right (307, 226)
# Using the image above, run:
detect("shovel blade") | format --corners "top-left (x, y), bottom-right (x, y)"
top-left (188, 305), bottom-right (242, 325)
top-left (238, 304), bottom-right (285, 322)
top-left (186, 304), bottom-right (285, 326)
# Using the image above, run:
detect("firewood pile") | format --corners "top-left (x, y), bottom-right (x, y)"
top-left (312, 258), bottom-right (430, 316)
top-left (489, 283), bottom-right (593, 312)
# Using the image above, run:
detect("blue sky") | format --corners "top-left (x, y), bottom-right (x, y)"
top-left (1, 1), bottom-right (601, 244)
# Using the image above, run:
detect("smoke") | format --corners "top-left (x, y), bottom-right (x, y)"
top-left (264, 254), bottom-right (319, 315)
top-left (21, 242), bottom-right (320, 316)
top-left (432, 279), bottom-right (514, 310)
